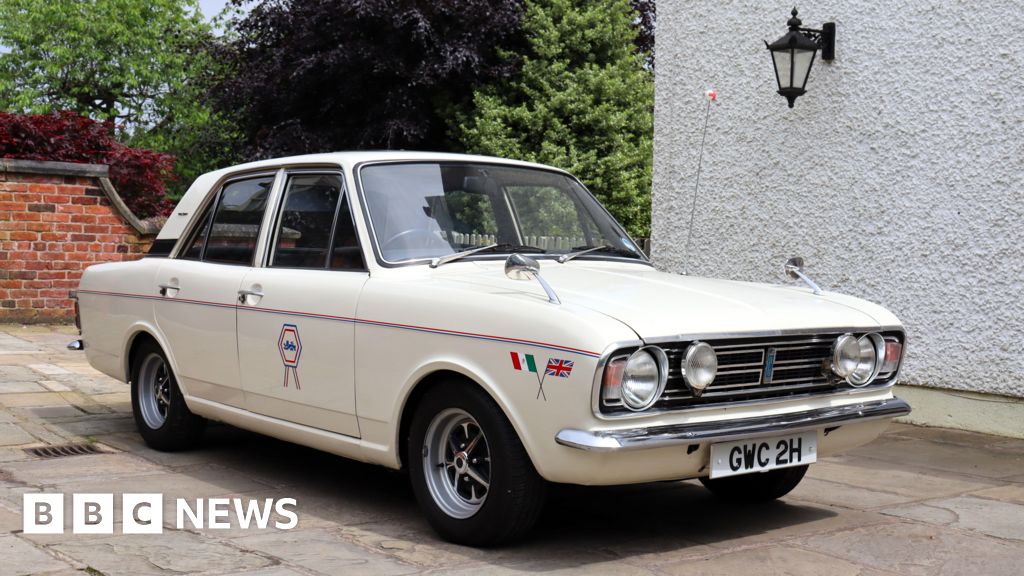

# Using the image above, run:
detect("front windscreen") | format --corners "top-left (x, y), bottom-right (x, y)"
top-left (359, 162), bottom-right (642, 264)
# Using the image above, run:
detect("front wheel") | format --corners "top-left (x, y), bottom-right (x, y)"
top-left (130, 340), bottom-right (206, 451)
top-left (408, 382), bottom-right (545, 546)
top-left (699, 465), bottom-right (808, 502)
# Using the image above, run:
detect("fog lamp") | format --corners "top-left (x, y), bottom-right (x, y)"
top-left (682, 341), bottom-right (717, 397)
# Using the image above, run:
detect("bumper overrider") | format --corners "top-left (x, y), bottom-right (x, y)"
top-left (556, 397), bottom-right (911, 451)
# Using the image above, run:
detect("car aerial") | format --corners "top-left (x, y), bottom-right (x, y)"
top-left (72, 151), bottom-right (911, 546)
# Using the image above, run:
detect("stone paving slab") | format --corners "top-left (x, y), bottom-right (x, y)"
top-left (21, 405), bottom-right (87, 419)
top-left (0, 423), bottom-right (35, 447)
top-left (3, 452), bottom-right (163, 486)
top-left (799, 521), bottom-right (1024, 576)
top-left (653, 545), bottom-right (895, 576)
top-left (232, 527), bottom-right (420, 576)
top-left (27, 363), bottom-right (73, 376)
top-left (847, 436), bottom-right (1024, 479)
top-left (790, 477), bottom-right (920, 510)
top-left (435, 559), bottom-right (663, 576)
top-left (880, 495), bottom-right (1024, 541)
top-left (0, 381), bottom-right (48, 394)
top-left (0, 392), bottom-right (71, 408)
top-left (0, 505), bottom-right (20, 533)
top-left (969, 483), bottom-right (1024, 505)
top-left (0, 534), bottom-right (75, 575)
top-left (1, 324), bottom-right (1023, 576)
top-left (806, 457), bottom-right (998, 498)
top-left (49, 530), bottom-right (273, 576)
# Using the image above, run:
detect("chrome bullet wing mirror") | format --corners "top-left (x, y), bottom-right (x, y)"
top-left (784, 256), bottom-right (822, 295)
top-left (505, 253), bottom-right (540, 279)
top-left (505, 254), bottom-right (560, 304)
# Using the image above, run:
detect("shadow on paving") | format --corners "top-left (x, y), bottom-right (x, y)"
top-left (92, 421), bottom-right (837, 571)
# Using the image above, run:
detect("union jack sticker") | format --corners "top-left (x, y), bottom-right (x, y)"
top-left (545, 358), bottom-right (573, 378)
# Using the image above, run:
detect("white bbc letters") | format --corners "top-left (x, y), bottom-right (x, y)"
top-left (122, 493), bottom-right (163, 534)
top-left (73, 493), bottom-right (114, 534)
top-left (23, 493), bottom-right (64, 534)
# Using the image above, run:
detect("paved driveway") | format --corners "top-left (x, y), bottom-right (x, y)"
top-left (1, 325), bottom-right (1022, 576)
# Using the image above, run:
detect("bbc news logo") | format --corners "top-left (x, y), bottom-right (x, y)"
top-left (23, 494), bottom-right (298, 534)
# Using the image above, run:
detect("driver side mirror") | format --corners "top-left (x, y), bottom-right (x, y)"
top-left (784, 256), bottom-right (805, 280)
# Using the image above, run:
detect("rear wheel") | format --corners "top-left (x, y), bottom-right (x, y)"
top-left (699, 465), bottom-right (808, 502)
top-left (408, 382), bottom-right (545, 546)
top-left (130, 340), bottom-right (205, 451)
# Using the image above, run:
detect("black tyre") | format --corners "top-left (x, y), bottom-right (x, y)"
top-left (130, 340), bottom-right (206, 451)
top-left (408, 382), bottom-right (546, 546)
top-left (699, 465), bottom-right (808, 502)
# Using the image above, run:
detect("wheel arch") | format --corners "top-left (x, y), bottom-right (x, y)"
top-left (121, 323), bottom-right (184, 393)
top-left (395, 365), bottom-right (530, 472)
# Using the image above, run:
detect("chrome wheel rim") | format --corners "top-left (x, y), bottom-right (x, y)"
top-left (423, 408), bottom-right (491, 519)
top-left (138, 353), bottom-right (170, 429)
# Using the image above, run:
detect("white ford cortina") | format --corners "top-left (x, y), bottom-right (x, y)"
top-left (73, 151), bottom-right (910, 545)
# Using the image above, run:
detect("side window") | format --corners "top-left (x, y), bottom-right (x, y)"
top-left (204, 176), bottom-right (274, 265)
top-left (271, 174), bottom-right (343, 269)
top-left (180, 201), bottom-right (215, 260)
top-left (330, 194), bottom-right (365, 270)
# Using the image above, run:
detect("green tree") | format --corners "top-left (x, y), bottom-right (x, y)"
top-left (454, 0), bottom-right (654, 237)
top-left (0, 0), bottom-right (206, 126)
top-left (126, 33), bottom-right (243, 198)
top-left (0, 0), bottom-right (236, 195)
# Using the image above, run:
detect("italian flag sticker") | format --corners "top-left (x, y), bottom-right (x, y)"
top-left (510, 352), bottom-right (537, 373)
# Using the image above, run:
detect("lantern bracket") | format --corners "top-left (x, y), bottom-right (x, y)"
top-left (798, 22), bottom-right (836, 61)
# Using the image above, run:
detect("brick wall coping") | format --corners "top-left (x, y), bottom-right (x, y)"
top-left (1, 158), bottom-right (160, 236)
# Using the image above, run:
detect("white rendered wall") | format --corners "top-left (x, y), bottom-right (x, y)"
top-left (652, 1), bottom-right (1023, 397)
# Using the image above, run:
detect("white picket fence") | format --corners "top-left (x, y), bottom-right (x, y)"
top-left (450, 232), bottom-right (651, 255)
top-left (450, 232), bottom-right (587, 250)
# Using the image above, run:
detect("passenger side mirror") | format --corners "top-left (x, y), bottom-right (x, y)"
top-left (783, 256), bottom-right (822, 295)
top-left (505, 253), bottom-right (541, 281)
top-left (504, 254), bottom-right (560, 304)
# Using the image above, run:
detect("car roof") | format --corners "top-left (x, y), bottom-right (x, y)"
top-left (200, 150), bottom-right (566, 179)
top-left (156, 151), bottom-right (570, 242)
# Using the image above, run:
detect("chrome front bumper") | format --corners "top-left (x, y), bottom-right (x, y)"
top-left (555, 397), bottom-right (911, 452)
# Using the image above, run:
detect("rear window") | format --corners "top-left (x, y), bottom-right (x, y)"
top-left (202, 177), bottom-right (274, 265)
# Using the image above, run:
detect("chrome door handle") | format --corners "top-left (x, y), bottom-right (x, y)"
top-left (237, 289), bottom-right (264, 304)
top-left (158, 283), bottom-right (178, 296)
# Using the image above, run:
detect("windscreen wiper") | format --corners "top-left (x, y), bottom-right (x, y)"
top-left (557, 244), bottom-right (640, 263)
top-left (430, 243), bottom-right (546, 268)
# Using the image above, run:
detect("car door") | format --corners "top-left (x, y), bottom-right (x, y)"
top-left (236, 171), bottom-right (367, 437)
top-left (155, 174), bottom-right (276, 408)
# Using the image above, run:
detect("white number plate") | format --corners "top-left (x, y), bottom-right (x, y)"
top-left (709, 431), bottom-right (817, 479)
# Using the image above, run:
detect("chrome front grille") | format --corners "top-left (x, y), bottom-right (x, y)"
top-left (600, 331), bottom-right (902, 414)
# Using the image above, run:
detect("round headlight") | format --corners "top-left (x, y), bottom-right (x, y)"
top-left (682, 341), bottom-right (717, 396)
top-left (831, 334), bottom-right (860, 378)
top-left (620, 347), bottom-right (667, 411)
top-left (848, 333), bottom-right (884, 386)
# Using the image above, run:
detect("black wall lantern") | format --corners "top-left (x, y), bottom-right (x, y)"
top-left (766, 8), bottom-right (836, 108)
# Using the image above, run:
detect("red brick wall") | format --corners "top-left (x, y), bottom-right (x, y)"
top-left (0, 170), bottom-right (153, 323)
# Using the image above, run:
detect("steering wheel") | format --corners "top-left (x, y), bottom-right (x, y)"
top-left (381, 228), bottom-right (451, 252)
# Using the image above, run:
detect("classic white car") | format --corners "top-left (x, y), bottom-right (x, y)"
top-left (74, 151), bottom-right (910, 545)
